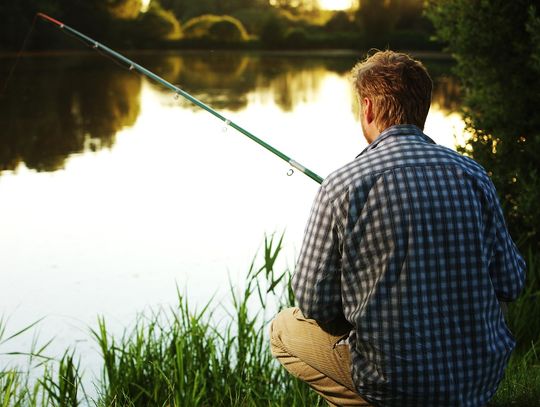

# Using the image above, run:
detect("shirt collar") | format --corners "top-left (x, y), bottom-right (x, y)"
top-left (356, 124), bottom-right (436, 158)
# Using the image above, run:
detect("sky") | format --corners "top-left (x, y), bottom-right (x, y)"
top-left (319, 0), bottom-right (354, 10)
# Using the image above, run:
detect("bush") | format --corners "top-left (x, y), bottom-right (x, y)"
top-left (427, 1), bottom-right (540, 252)
top-left (285, 28), bottom-right (309, 47)
top-left (0, 235), bottom-right (325, 406)
top-left (137, 3), bottom-right (182, 40)
top-left (324, 11), bottom-right (357, 33)
top-left (260, 15), bottom-right (288, 47)
top-left (183, 14), bottom-right (249, 42)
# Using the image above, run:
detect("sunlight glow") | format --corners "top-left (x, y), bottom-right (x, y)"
top-left (318, 0), bottom-right (354, 10)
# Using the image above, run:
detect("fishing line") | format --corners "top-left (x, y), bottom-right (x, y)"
top-left (34, 12), bottom-right (324, 184)
top-left (1, 15), bottom-right (39, 96)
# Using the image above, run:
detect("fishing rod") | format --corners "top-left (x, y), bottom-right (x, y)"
top-left (35, 12), bottom-right (324, 184)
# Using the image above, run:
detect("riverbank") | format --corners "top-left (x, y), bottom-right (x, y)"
top-left (0, 48), bottom-right (453, 61)
top-left (1, 238), bottom-right (538, 406)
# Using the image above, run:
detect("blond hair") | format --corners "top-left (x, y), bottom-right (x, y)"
top-left (351, 50), bottom-right (432, 130)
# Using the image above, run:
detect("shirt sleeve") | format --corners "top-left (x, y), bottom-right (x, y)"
top-left (292, 185), bottom-right (345, 323)
top-left (487, 184), bottom-right (526, 302)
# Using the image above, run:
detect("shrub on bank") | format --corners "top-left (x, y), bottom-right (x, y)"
top-left (136, 3), bottom-right (182, 41)
top-left (183, 14), bottom-right (249, 42)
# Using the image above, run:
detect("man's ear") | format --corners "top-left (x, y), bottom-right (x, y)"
top-left (363, 97), bottom-right (374, 124)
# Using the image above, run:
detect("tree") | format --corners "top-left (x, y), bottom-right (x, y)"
top-left (138, 1), bottom-right (182, 40)
top-left (355, 0), bottom-right (398, 41)
top-left (183, 14), bottom-right (249, 41)
top-left (159, 0), bottom-right (268, 21)
top-left (427, 1), bottom-right (540, 251)
top-left (325, 11), bottom-right (356, 33)
top-left (106, 0), bottom-right (143, 19)
top-left (0, 0), bottom-right (147, 50)
top-left (270, 0), bottom-right (319, 13)
top-left (158, 0), bottom-right (224, 20)
top-left (0, 57), bottom-right (141, 172)
top-left (0, 0), bottom-right (65, 50)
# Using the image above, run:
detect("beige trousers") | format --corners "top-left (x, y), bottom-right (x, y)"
top-left (270, 307), bottom-right (372, 407)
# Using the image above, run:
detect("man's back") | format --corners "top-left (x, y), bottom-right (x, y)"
top-left (293, 125), bottom-right (525, 406)
top-left (272, 51), bottom-right (525, 407)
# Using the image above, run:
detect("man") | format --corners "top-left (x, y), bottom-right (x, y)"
top-left (270, 51), bottom-right (525, 406)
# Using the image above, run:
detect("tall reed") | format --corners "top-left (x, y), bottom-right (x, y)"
top-left (1, 236), bottom-right (538, 406)
top-left (0, 317), bottom-right (85, 406)
top-left (489, 250), bottom-right (540, 406)
top-left (91, 233), bottom-right (323, 406)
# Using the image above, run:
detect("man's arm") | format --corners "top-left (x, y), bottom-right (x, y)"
top-left (487, 184), bottom-right (526, 302)
top-left (292, 185), bottom-right (347, 327)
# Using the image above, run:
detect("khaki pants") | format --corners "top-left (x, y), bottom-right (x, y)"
top-left (270, 307), bottom-right (372, 407)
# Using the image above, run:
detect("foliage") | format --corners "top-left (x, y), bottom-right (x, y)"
top-left (354, 0), bottom-right (431, 43)
top-left (0, 0), bottom-right (74, 50)
top-left (285, 28), bottom-right (309, 46)
top-left (183, 14), bottom-right (249, 42)
top-left (355, 0), bottom-right (398, 41)
top-left (324, 11), bottom-right (357, 33)
top-left (488, 342), bottom-right (540, 406)
top-left (0, 235), bottom-right (325, 406)
top-left (0, 0), bottom-right (440, 50)
top-left (235, 6), bottom-right (310, 45)
top-left (232, 6), bottom-right (277, 36)
top-left (105, 0), bottom-right (142, 20)
top-left (137, 1), bottom-right (182, 40)
top-left (159, 0), bottom-right (268, 22)
top-left (0, 55), bottom-right (141, 172)
top-left (426, 1), bottom-right (540, 252)
top-left (38, 352), bottom-right (86, 406)
top-left (260, 14), bottom-right (289, 46)
top-left (0, 1), bottom-right (129, 50)
top-left (0, 238), bottom-right (539, 405)
top-left (507, 249), bottom-right (540, 350)
top-left (270, 0), bottom-right (319, 14)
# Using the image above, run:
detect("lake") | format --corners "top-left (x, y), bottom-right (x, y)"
top-left (0, 50), bottom-right (465, 375)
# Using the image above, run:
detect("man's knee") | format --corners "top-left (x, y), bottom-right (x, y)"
top-left (270, 307), bottom-right (299, 355)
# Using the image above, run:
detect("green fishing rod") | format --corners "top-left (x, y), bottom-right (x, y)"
top-left (36, 12), bottom-right (324, 184)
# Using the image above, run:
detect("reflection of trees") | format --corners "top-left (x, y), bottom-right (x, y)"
top-left (0, 52), bottom-right (458, 174)
top-left (254, 57), bottom-right (329, 111)
top-left (144, 53), bottom-right (459, 115)
top-left (175, 53), bottom-right (252, 110)
top-left (142, 52), bottom-right (254, 110)
top-left (0, 55), bottom-right (141, 172)
top-left (144, 53), bottom-right (335, 112)
top-left (431, 75), bottom-right (461, 113)
top-left (423, 59), bottom-right (461, 113)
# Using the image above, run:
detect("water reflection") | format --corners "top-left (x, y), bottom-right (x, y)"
top-left (0, 55), bottom-right (141, 172)
top-left (140, 53), bottom-right (335, 112)
top-left (0, 52), bottom-right (460, 174)
top-left (0, 52), bottom-right (465, 383)
top-left (431, 74), bottom-right (461, 112)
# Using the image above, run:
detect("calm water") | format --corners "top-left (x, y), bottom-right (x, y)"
top-left (0, 51), bottom-right (465, 373)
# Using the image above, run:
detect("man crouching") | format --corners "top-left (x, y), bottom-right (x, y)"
top-left (270, 50), bottom-right (525, 407)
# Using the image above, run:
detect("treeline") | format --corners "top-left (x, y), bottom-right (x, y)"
top-left (428, 0), bottom-right (540, 255)
top-left (0, 0), bottom-right (438, 51)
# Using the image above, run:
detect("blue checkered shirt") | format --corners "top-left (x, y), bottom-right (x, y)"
top-left (292, 125), bottom-right (525, 406)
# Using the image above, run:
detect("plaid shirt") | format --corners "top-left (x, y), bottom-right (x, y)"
top-left (292, 125), bottom-right (525, 406)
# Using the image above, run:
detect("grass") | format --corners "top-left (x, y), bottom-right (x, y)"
top-left (0, 235), bottom-right (324, 406)
top-left (0, 235), bottom-right (539, 406)
top-left (489, 344), bottom-right (540, 406)
top-left (488, 247), bottom-right (540, 406)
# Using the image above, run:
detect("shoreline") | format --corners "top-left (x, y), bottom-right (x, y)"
top-left (0, 48), bottom-right (453, 60)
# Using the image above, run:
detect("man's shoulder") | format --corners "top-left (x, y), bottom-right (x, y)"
top-left (323, 139), bottom-right (492, 198)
